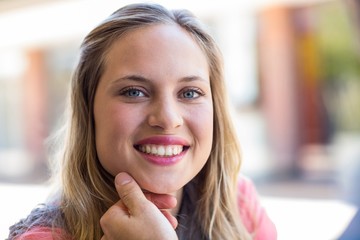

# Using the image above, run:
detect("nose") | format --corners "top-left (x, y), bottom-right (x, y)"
top-left (147, 98), bottom-right (183, 130)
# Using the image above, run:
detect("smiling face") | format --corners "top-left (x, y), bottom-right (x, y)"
top-left (93, 24), bottom-right (213, 194)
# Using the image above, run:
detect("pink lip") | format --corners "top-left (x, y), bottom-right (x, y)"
top-left (138, 150), bottom-right (188, 166)
top-left (134, 136), bottom-right (190, 166)
top-left (135, 136), bottom-right (190, 146)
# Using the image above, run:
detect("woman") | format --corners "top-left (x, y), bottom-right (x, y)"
top-left (9, 3), bottom-right (276, 239)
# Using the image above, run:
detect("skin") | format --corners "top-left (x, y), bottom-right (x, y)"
top-left (100, 172), bottom-right (179, 240)
top-left (95, 24), bottom-right (213, 238)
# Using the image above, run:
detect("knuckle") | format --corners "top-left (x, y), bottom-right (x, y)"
top-left (100, 206), bottom-right (118, 228)
top-left (99, 214), bottom-right (107, 229)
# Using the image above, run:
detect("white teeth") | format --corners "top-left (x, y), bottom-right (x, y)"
top-left (151, 145), bottom-right (158, 154)
top-left (165, 146), bottom-right (172, 156)
top-left (138, 144), bottom-right (183, 157)
top-left (158, 146), bottom-right (165, 155)
top-left (146, 145), bottom-right (151, 154)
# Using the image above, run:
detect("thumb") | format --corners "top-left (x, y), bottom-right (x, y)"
top-left (114, 172), bottom-right (147, 216)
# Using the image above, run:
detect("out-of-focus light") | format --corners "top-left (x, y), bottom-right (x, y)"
top-left (263, 197), bottom-right (358, 240)
top-left (0, 0), bottom-right (331, 49)
top-left (0, 50), bottom-right (26, 79)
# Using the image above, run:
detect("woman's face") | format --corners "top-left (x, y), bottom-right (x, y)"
top-left (94, 24), bottom-right (213, 194)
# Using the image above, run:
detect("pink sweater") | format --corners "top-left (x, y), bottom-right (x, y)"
top-left (15, 176), bottom-right (277, 240)
top-left (237, 175), bottom-right (277, 239)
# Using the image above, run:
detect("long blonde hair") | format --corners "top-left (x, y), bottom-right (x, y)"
top-left (52, 3), bottom-right (251, 239)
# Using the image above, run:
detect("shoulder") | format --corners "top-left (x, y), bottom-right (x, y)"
top-left (237, 175), bottom-right (277, 240)
top-left (8, 204), bottom-right (70, 240)
top-left (11, 227), bottom-right (68, 240)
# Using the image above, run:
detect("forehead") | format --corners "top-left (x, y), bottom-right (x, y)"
top-left (107, 23), bottom-right (204, 51)
top-left (103, 24), bottom-right (209, 74)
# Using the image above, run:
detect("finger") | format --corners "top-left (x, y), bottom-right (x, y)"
top-left (100, 200), bottom-right (127, 232)
top-left (114, 172), bottom-right (148, 216)
top-left (161, 210), bottom-right (178, 229)
top-left (144, 193), bottom-right (177, 210)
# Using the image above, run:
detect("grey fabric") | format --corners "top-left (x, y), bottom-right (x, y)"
top-left (7, 204), bottom-right (62, 240)
top-left (176, 180), bottom-right (209, 240)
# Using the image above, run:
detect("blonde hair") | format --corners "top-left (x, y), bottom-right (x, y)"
top-left (52, 3), bottom-right (251, 239)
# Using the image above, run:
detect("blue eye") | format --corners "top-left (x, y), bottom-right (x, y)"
top-left (181, 88), bottom-right (204, 99)
top-left (183, 90), bottom-right (197, 98)
top-left (120, 87), bottom-right (146, 98)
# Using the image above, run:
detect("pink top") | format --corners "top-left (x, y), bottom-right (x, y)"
top-left (237, 175), bottom-right (277, 239)
top-left (14, 227), bottom-right (69, 240)
top-left (15, 176), bottom-right (277, 240)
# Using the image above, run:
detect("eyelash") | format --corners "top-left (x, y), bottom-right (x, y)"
top-left (118, 87), bottom-right (147, 98)
top-left (118, 86), bottom-right (205, 99)
top-left (179, 87), bottom-right (205, 99)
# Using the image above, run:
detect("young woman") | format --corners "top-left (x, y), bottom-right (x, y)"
top-left (9, 3), bottom-right (276, 240)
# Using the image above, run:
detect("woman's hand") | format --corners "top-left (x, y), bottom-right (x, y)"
top-left (100, 172), bottom-right (179, 240)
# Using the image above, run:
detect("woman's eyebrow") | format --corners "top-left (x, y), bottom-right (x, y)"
top-left (179, 75), bottom-right (209, 84)
top-left (111, 74), bottom-right (152, 85)
top-left (110, 74), bottom-right (209, 85)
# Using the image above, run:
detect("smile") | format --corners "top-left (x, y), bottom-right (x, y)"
top-left (134, 136), bottom-right (190, 165)
top-left (135, 144), bottom-right (185, 157)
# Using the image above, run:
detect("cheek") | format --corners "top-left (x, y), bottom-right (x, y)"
top-left (94, 105), bottom-right (139, 165)
top-left (95, 104), bottom-right (137, 139)
top-left (188, 104), bottom-right (214, 150)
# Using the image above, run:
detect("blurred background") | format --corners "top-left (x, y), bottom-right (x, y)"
top-left (0, 0), bottom-right (359, 239)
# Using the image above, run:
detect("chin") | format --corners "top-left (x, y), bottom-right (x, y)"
top-left (139, 179), bottom-right (185, 195)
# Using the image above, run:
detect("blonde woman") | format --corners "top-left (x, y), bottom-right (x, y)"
top-left (9, 3), bottom-right (276, 240)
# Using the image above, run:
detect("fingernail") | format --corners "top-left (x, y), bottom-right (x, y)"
top-left (115, 172), bottom-right (132, 186)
